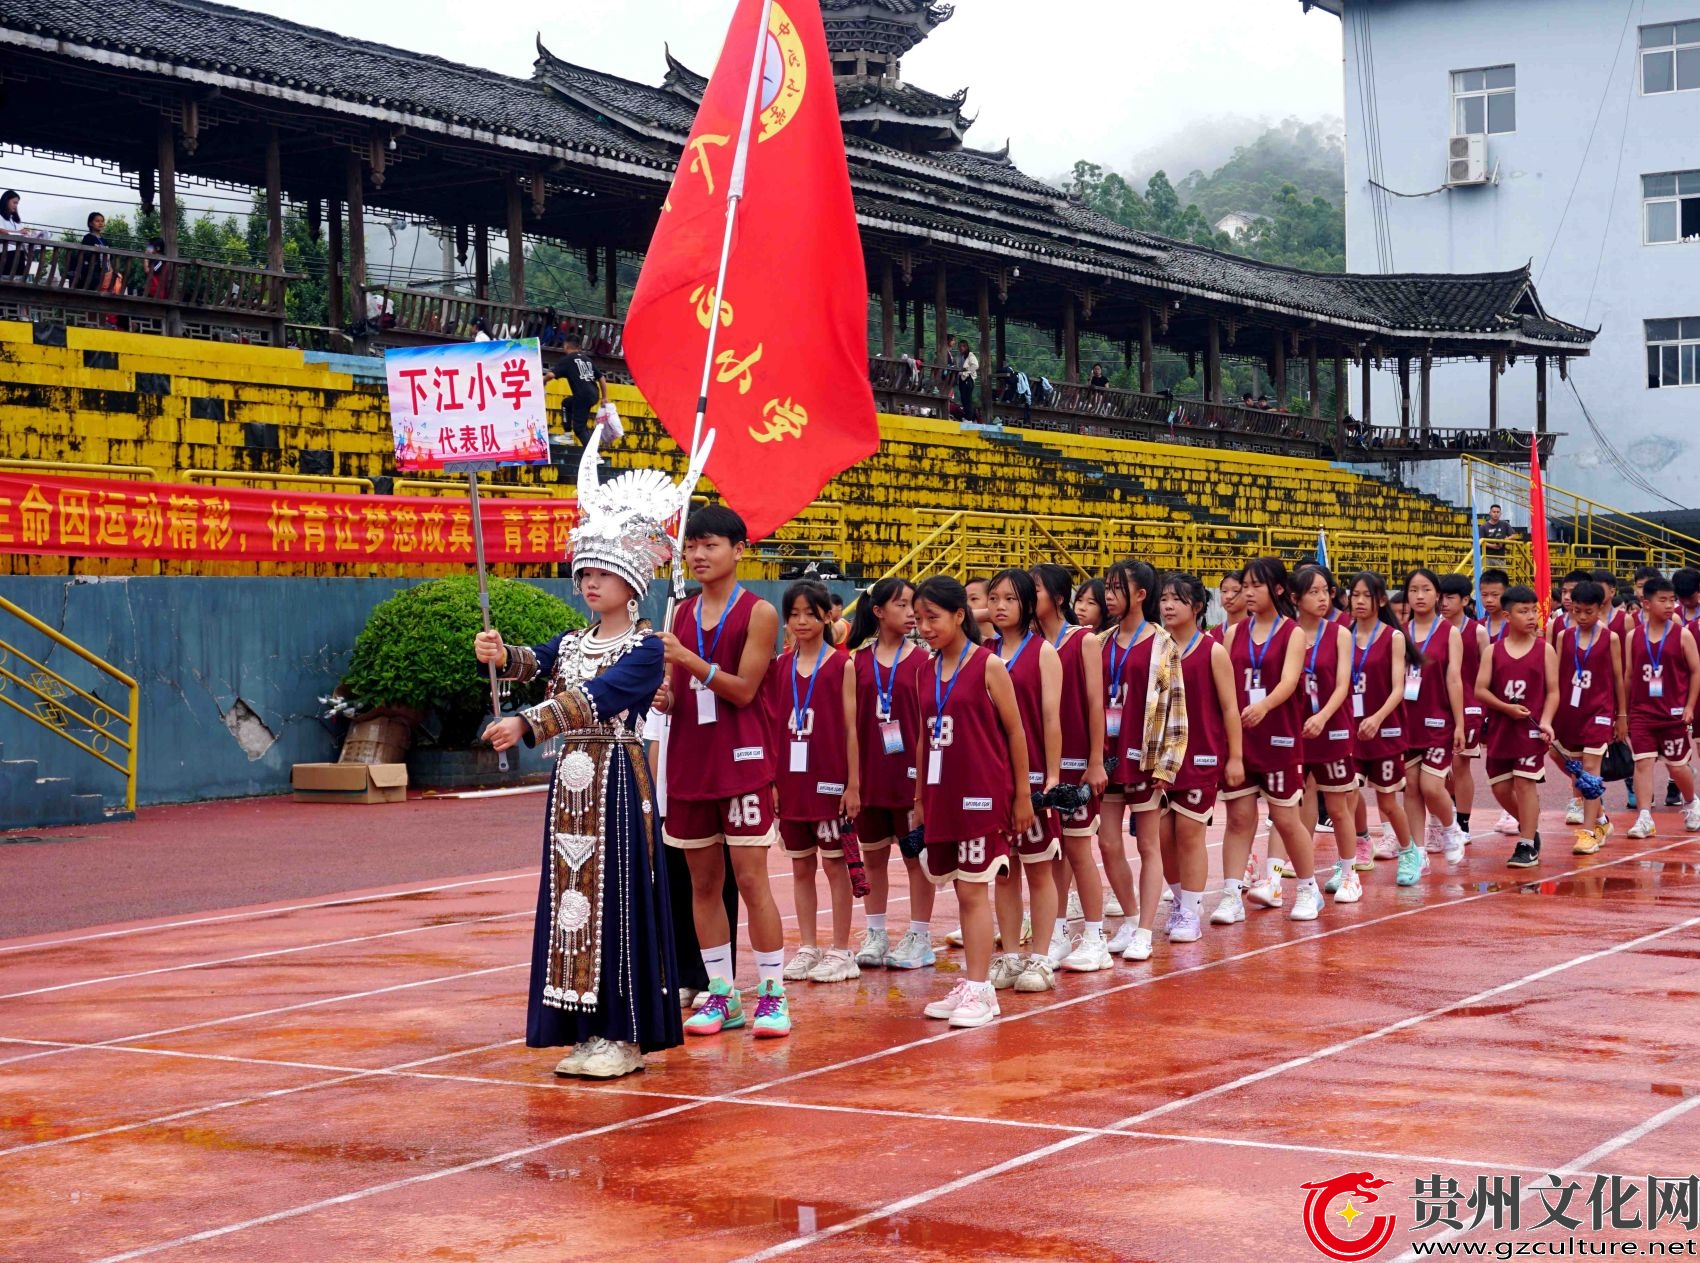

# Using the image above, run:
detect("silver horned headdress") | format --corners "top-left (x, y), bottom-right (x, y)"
top-left (569, 424), bottom-right (710, 595)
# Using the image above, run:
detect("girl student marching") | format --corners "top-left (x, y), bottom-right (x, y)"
top-left (984, 568), bottom-right (1066, 993)
top-left (1347, 571), bottom-right (1421, 883)
top-left (844, 577), bottom-right (938, 971)
top-left (1102, 559), bottom-right (1189, 961)
top-left (912, 576), bottom-right (1035, 1029)
top-left (771, 582), bottom-right (863, 986)
top-left (1293, 563), bottom-right (1364, 904)
top-left (1401, 568), bottom-right (1469, 872)
top-left (1156, 572), bottom-right (1244, 943)
top-left (1212, 556), bottom-right (1325, 924)
top-left (1210, 568), bottom-right (1247, 643)
top-left (1072, 578), bottom-right (1107, 631)
top-left (1031, 563), bottom-right (1114, 972)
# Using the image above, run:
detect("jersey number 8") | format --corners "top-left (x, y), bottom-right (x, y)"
top-left (930, 715), bottom-right (956, 749)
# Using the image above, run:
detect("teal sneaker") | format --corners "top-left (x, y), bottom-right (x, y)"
top-left (1322, 859), bottom-right (1347, 895)
top-left (683, 977), bottom-right (744, 1036)
top-left (1395, 844), bottom-right (1428, 887)
top-left (751, 978), bottom-right (792, 1039)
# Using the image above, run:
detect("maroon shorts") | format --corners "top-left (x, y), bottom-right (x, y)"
top-left (1358, 754), bottom-right (1408, 793)
top-left (1305, 753), bottom-right (1359, 793)
top-left (1460, 707), bottom-right (1485, 756)
top-left (1405, 745), bottom-right (1452, 778)
top-left (855, 805), bottom-right (909, 849)
top-left (1553, 711), bottom-right (1614, 759)
top-left (1630, 724), bottom-right (1693, 763)
top-left (1013, 808), bottom-right (1062, 863)
top-left (1486, 753), bottom-right (1545, 784)
top-left (1058, 791), bottom-right (1101, 837)
top-left (922, 833), bottom-right (1012, 884)
top-left (1106, 767), bottom-right (1164, 814)
top-left (1223, 764), bottom-right (1303, 807)
top-left (1167, 784), bottom-right (1218, 823)
top-left (780, 818), bottom-right (846, 858)
top-left (665, 788), bottom-right (776, 848)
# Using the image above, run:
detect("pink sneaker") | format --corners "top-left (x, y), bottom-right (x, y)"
top-left (948, 983), bottom-right (1000, 1028)
top-left (1354, 835), bottom-right (1375, 871)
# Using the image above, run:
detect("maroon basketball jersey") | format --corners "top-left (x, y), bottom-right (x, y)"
top-left (1230, 616), bottom-right (1303, 772)
top-left (1172, 632), bottom-right (1227, 791)
top-left (1608, 607), bottom-right (1630, 640)
top-left (1110, 631), bottom-right (1159, 773)
top-left (769, 646), bottom-right (851, 822)
top-left (1455, 617), bottom-right (1484, 717)
top-left (667, 588), bottom-right (773, 801)
top-left (1054, 626), bottom-right (1094, 785)
top-left (854, 640), bottom-right (927, 810)
top-left (1557, 625), bottom-right (1614, 722)
top-left (918, 643), bottom-right (1012, 842)
top-left (1350, 622), bottom-right (1407, 759)
top-left (1403, 616), bottom-right (1456, 749)
top-left (1301, 622), bottom-right (1354, 764)
top-left (1627, 620), bottom-right (1693, 730)
top-left (1484, 639), bottom-right (1548, 761)
top-left (997, 631), bottom-right (1049, 794)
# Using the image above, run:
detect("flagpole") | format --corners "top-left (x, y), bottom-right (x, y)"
top-left (670, 0), bottom-right (775, 598)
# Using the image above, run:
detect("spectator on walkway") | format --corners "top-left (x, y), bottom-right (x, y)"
top-left (956, 337), bottom-right (979, 422)
top-left (1480, 503), bottom-right (1515, 558)
top-left (78, 212), bottom-right (117, 292)
top-left (470, 316), bottom-right (492, 342)
top-left (544, 331), bottom-right (606, 452)
top-left (0, 190), bottom-right (35, 279)
top-left (142, 237), bottom-right (171, 300)
top-left (1089, 363), bottom-right (1109, 391)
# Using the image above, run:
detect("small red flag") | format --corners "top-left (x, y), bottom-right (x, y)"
top-left (1530, 434), bottom-right (1552, 624)
top-left (622, 0), bottom-right (878, 541)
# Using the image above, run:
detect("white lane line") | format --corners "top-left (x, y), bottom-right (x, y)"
top-left (727, 909), bottom-right (1700, 1261)
top-left (0, 872), bottom-right (532, 956)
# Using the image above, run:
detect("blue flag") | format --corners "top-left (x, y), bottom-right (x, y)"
top-left (1316, 527), bottom-right (1329, 571)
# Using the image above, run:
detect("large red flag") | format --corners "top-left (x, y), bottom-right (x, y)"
top-left (622, 0), bottom-right (878, 541)
top-left (1530, 434), bottom-right (1552, 624)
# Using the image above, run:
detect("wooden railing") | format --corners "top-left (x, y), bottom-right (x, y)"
top-left (1345, 425), bottom-right (1560, 462)
top-left (0, 240), bottom-right (292, 318)
top-left (366, 286), bottom-right (624, 352)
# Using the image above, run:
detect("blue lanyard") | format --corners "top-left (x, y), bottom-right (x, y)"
top-left (1572, 625), bottom-right (1597, 684)
top-left (1408, 616), bottom-right (1442, 666)
top-left (1052, 623), bottom-right (1071, 649)
top-left (1643, 621), bottom-right (1671, 675)
top-left (791, 643), bottom-right (828, 738)
top-left (1000, 630), bottom-right (1035, 670)
top-left (871, 641), bottom-right (908, 719)
top-left (1304, 624), bottom-right (1327, 712)
top-left (695, 583), bottom-right (743, 663)
top-left (1247, 615), bottom-right (1283, 679)
top-left (933, 642), bottom-right (973, 742)
top-left (1352, 622), bottom-right (1381, 688)
top-left (1491, 617), bottom-right (1509, 643)
top-left (1107, 621), bottom-right (1144, 696)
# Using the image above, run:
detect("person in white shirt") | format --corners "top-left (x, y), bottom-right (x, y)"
top-left (956, 337), bottom-right (979, 421)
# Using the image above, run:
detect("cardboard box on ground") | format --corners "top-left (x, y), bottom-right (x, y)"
top-left (291, 763), bottom-right (408, 804)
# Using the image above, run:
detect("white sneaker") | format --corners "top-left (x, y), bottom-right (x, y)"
top-left (1163, 900), bottom-right (1182, 937)
top-left (807, 947), bottom-right (861, 983)
top-left (1289, 884), bottom-right (1324, 921)
top-left (1317, 819), bottom-right (1335, 834)
top-left (1103, 892), bottom-right (1125, 918)
top-left (948, 982), bottom-right (1000, 1028)
top-left (1046, 923), bottom-right (1072, 966)
top-left (1565, 798), bottom-right (1585, 826)
top-left (988, 953), bottom-right (1025, 990)
top-left (1210, 887), bottom-right (1247, 924)
top-left (944, 925), bottom-right (965, 947)
top-left (1121, 927), bottom-right (1154, 961)
top-left (1246, 878), bottom-right (1284, 908)
top-left (924, 980), bottom-right (972, 1019)
top-left (553, 1040), bottom-right (600, 1077)
top-left (1443, 824), bottom-right (1466, 864)
top-left (885, 929), bottom-right (936, 970)
top-left (1495, 811), bottom-right (1520, 835)
top-left (1628, 811), bottom-right (1656, 840)
top-left (1334, 868), bottom-right (1363, 903)
top-left (1423, 820), bottom-right (1444, 853)
top-left (1013, 956), bottom-right (1057, 992)
top-left (1065, 891), bottom-right (1084, 921)
top-left (1168, 905), bottom-right (1203, 942)
top-left (1159, 884), bottom-right (1175, 902)
top-left (1685, 800), bottom-right (1700, 832)
top-left (1061, 931), bottom-right (1114, 971)
top-left (1105, 921), bottom-right (1135, 954)
top-left (854, 927), bottom-right (889, 968)
top-left (578, 1039), bottom-right (644, 1079)
top-left (783, 945), bottom-right (823, 981)
top-left (1241, 851), bottom-right (1261, 887)
top-left (1373, 825), bottom-right (1400, 860)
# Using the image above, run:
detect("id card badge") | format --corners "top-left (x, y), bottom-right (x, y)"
top-left (1106, 711), bottom-right (1123, 739)
top-left (789, 740), bottom-right (809, 773)
top-left (1570, 681), bottom-right (1583, 708)
top-left (1304, 674), bottom-right (1320, 707)
top-left (879, 720), bottom-right (905, 756)
top-left (1352, 693), bottom-right (1366, 718)
top-left (1404, 667), bottom-right (1423, 702)
top-left (927, 748), bottom-right (943, 785)
top-left (695, 683), bottom-right (718, 724)
top-left (1650, 671), bottom-right (1665, 699)
top-left (1247, 687), bottom-right (1268, 706)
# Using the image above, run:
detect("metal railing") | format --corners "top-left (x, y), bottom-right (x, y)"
top-left (183, 469), bottom-right (375, 496)
top-left (391, 478), bottom-right (559, 499)
top-left (0, 593), bottom-right (138, 814)
top-left (0, 459), bottom-right (157, 482)
top-left (0, 240), bottom-right (293, 318)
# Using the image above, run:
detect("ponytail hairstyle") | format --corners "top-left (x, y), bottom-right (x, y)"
top-left (1242, 555), bottom-right (1297, 620)
top-left (1030, 562), bottom-right (1076, 625)
top-left (1159, 570), bottom-right (1209, 622)
top-left (1105, 558), bottom-right (1160, 624)
top-left (781, 580), bottom-right (836, 646)
top-left (1349, 569), bottom-right (1402, 635)
top-left (987, 567), bottom-right (1039, 636)
top-left (844, 576), bottom-right (914, 650)
top-left (1291, 563), bottom-right (1335, 614)
top-left (914, 575), bottom-right (981, 645)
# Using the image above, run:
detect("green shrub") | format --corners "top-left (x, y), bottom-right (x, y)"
top-left (344, 577), bottom-right (585, 740)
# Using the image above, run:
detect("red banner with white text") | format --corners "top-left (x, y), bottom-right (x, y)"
top-left (0, 473), bottom-right (578, 564)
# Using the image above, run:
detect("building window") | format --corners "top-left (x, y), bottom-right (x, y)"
top-left (1646, 318), bottom-right (1700, 388)
top-left (1644, 172), bottom-right (1700, 243)
top-left (1641, 21), bottom-right (1700, 94)
top-left (1451, 66), bottom-right (1515, 136)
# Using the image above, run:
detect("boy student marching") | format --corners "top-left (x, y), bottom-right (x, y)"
top-left (985, 569), bottom-right (1065, 992)
top-left (1478, 567), bottom-right (1521, 835)
top-left (845, 578), bottom-right (937, 971)
top-left (1102, 560), bottom-right (1188, 959)
top-left (1158, 571), bottom-right (1244, 941)
top-left (1347, 571), bottom-right (1420, 880)
top-left (1547, 570), bottom-right (1590, 644)
top-left (1549, 578), bottom-right (1625, 855)
top-left (771, 582), bottom-right (863, 987)
top-left (1293, 564), bottom-right (1364, 904)
top-left (1030, 563), bottom-right (1115, 973)
top-left (1400, 568), bottom-right (1469, 871)
top-left (1214, 557), bottom-right (1324, 923)
top-left (658, 505), bottom-right (792, 1039)
top-left (1476, 585), bottom-right (1559, 869)
top-left (912, 576), bottom-right (1034, 1029)
top-left (1439, 573), bottom-right (1490, 839)
top-left (1624, 575), bottom-right (1700, 839)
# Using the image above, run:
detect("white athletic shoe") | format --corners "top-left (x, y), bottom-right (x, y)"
top-left (988, 953), bottom-right (1025, 990)
top-left (948, 983), bottom-right (1000, 1028)
top-left (1065, 891), bottom-right (1084, 921)
top-left (1103, 892), bottom-right (1125, 918)
top-left (1105, 920), bottom-right (1136, 955)
top-left (1210, 887), bottom-right (1247, 925)
top-left (1685, 800), bottom-right (1700, 832)
top-left (1013, 956), bottom-right (1057, 993)
top-left (1289, 884), bottom-right (1324, 921)
top-left (1495, 811), bottom-right (1520, 835)
top-left (1443, 824), bottom-right (1467, 864)
top-left (783, 945), bottom-right (823, 981)
top-left (1061, 931), bottom-right (1114, 972)
top-left (1246, 877), bottom-right (1284, 909)
top-left (1565, 798), bottom-right (1585, 826)
top-left (578, 1039), bottom-right (644, 1079)
top-left (1628, 810), bottom-right (1656, 840)
top-left (1047, 923), bottom-right (1073, 966)
top-left (807, 947), bottom-right (861, 984)
top-left (1372, 825), bottom-right (1400, 861)
top-left (854, 927), bottom-right (889, 969)
top-left (1168, 905), bottom-right (1203, 942)
top-left (1317, 819), bottom-right (1335, 834)
top-left (553, 1040), bottom-right (599, 1077)
top-left (1159, 884), bottom-right (1175, 902)
top-left (885, 929), bottom-right (936, 970)
top-left (1423, 820), bottom-right (1445, 853)
top-left (1334, 868), bottom-right (1364, 904)
top-left (1163, 900), bottom-right (1183, 937)
top-left (944, 925), bottom-right (965, 947)
top-left (1121, 927), bottom-right (1154, 961)
top-left (924, 980), bottom-right (972, 1019)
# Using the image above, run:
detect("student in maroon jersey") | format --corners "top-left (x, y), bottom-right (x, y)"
top-left (1674, 568), bottom-right (1700, 628)
top-left (1548, 579), bottom-right (1625, 855)
top-left (1208, 568), bottom-right (1246, 644)
top-left (1347, 571), bottom-right (1418, 875)
top-left (1477, 585), bottom-right (1559, 869)
top-left (1480, 569), bottom-right (1511, 643)
top-left (659, 505), bottom-right (790, 1040)
top-left (1591, 571), bottom-right (1629, 640)
top-left (1031, 563), bottom-right (1113, 973)
top-left (1547, 569), bottom-right (1589, 645)
top-left (1624, 575), bottom-right (1700, 839)
top-left (985, 568), bottom-right (1064, 993)
top-left (1072, 578), bottom-right (1107, 632)
top-left (1401, 568), bottom-right (1468, 871)
top-left (1214, 556), bottom-right (1323, 924)
top-left (965, 576), bottom-right (997, 643)
top-left (1158, 572), bottom-right (1243, 944)
top-left (845, 578), bottom-right (936, 972)
top-left (771, 583), bottom-right (862, 987)
top-left (912, 576), bottom-right (1034, 1030)
top-left (1294, 564), bottom-right (1362, 904)
top-left (1439, 573), bottom-right (1490, 838)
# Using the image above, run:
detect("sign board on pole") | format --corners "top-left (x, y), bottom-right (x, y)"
top-left (384, 339), bottom-right (551, 471)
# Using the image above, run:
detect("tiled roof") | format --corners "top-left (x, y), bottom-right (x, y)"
top-left (837, 79), bottom-right (968, 125)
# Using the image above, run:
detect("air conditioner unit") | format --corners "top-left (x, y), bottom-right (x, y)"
top-left (1447, 134), bottom-right (1489, 186)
